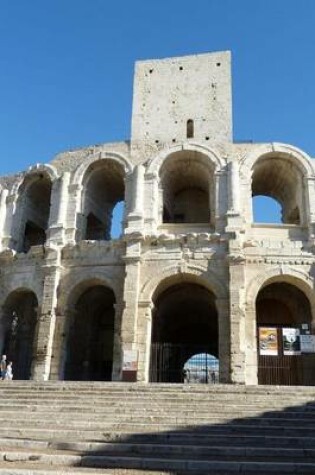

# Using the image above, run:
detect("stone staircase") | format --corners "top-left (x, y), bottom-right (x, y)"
top-left (0, 382), bottom-right (314, 474)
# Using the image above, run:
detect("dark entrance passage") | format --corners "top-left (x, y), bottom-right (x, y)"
top-left (257, 282), bottom-right (315, 385)
top-left (150, 282), bottom-right (218, 383)
top-left (1, 290), bottom-right (38, 380)
top-left (64, 285), bottom-right (115, 381)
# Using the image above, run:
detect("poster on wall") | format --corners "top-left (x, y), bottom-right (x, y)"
top-left (282, 328), bottom-right (301, 355)
top-left (122, 350), bottom-right (138, 371)
top-left (300, 334), bottom-right (315, 353)
top-left (259, 327), bottom-right (278, 356)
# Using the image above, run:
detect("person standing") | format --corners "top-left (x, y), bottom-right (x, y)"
top-left (4, 362), bottom-right (13, 380)
top-left (0, 355), bottom-right (7, 380)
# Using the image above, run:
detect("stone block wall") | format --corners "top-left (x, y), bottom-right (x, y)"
top-left (0, 51), bottom-right (314, 385)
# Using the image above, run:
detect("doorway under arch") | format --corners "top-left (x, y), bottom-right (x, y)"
top-left (149, 282), bottom-right (218, 383)
top-left (64, 285), bottom-right (116, 381)
top-left (256, 282), bottom-right (315, 385)
top-left (1, 289), bottom-right (38, 380)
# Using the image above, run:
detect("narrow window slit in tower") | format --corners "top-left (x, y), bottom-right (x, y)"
top-left (187, 119), bottom-right (194, 139)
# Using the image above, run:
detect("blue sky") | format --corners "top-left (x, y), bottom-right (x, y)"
top-left (1, 1), bottom-right (314, 223)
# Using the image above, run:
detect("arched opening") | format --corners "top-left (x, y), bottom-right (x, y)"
top-left (0, 290), bottom-right (38, 380)
top-left (82, 160), bottom-right (125, 241)
top-left (150, 282), bottom-right (218, 383)
top-left (186, 119), bottom-right (194, 139)
top-left (17, 174), bottom-right (52, 252)
top-left (183, 353), bottom-right (219, 384)
top-left (160, 151), bottom-right (214, 225)
top-left (251, 156), bottom-right (304, 225)
top-left (252, 196), bottom-right (282, 223)
top-left (256, 282), bottom-right (315, 385)
top-left (64, 285), bottom-right (115, 381)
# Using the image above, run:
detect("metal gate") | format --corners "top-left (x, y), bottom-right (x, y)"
top-left (258, 326), bottom-right (315, 386)
top-left (149, 343), bottom-right (218, 383)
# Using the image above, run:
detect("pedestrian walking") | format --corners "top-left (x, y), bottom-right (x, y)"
top-left (0, 355), bottom-right (7, 380)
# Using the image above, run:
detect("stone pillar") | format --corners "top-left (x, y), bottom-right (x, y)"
top-left (126, 165), bottom-right (144, 233)
top-left (226, 161), bottom-right (244, 232)
top-left (120, 239), bottom-right (142, 380)
top-left (303, 177), bottom-right (315, 242)
top-left (143, 171), bottom-right (159, 234)
top-left (2, 193), bottom-right (16, 249)
top-left (47, 173), bottom-right (70, 246)
top-left (48, 311), bottom-right (68, 381)
top-left (216, 297), bottom-right (230, 383)
top-left (0, 188), bottom-right (8, 251)
top-left (31, 249), bottom-right (61, 381)
top-left (111, 302), bottom-right (125, 381)
top-left (228, 161), bottom-right (240, 213)
top-left (244, 305), bottom-right (258, 385)
top-left (66, 183), bottom-right (83, 243)
top-left (136, 301), bottom-right (152, 383)
top-left (227, 254), bottom-right (246, 384)
top-left (214, 170), bottom-right (227, 233)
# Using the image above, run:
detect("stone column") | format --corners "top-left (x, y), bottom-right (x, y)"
top-left (120, 239), bottom-right (142, 380)
top-left (111, 302), bottom-right (125, 381)
top-left (143, 171), bottom-right (159, 234)
top-left (227, 254), bottom-right (246, 384)
top-left (66, 183), bottom-right (83, 243)
top-left (244, 305), bottom-right (258, 385)
top-left (31, 249), bottom-right (61, 381)
top-left (228, 161), bottom-right (240, 213)
top-left (216, 297), bottom-right (230, 383)
top-left (126, 165), bottom-right (144, 233)
top-left (303, 177), bottom-right (315, 242)
top-left (0, 188), bottom-right (8, 251)
top-left (2, 193), bottom-right (16, 250)
top-left (136, 301), bottom-right (152, 383)
top-left (214, 170), bottom-right (227, 233)
top-left (47, 173), bottom-right (70, 246)
top-left (226, 161), bottom-right (244, 232)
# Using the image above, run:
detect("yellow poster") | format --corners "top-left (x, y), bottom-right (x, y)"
top-left (259, 327), bottom-right (278, 356)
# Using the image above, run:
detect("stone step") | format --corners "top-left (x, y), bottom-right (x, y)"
top-left (2, 440), bottom-right (315, 462)
top-left (0, 397), bottom-right (315, 413)
top-left (0, 383), bottom-right (314, 397)
top-left (3, 432), bottom-right (315, 449)
top-left (1, 413), bottom-right (315, 427)
top-left (1, 451), bottom-right (315, 474)
top-left (2, 422), bottom-right (315, 438)
top-left (0, 467), bottom-right (168, 475)
top-left (0, 405), bottom-right (314, 417)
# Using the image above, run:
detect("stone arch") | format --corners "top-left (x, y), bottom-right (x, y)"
top-left (245, 266), bottom-right (315, 385)
top-left (140, 263), bottom-right (227, 304)
top-left (241, 143), bottom-right (314, 225)
top-left (72, 152), bottom-right (132, 241)
top-left (0, 287), bottom-right (39, 379)
top-left (2, 281), bottom-right (42, 307)
top-left (247, 266), bottom-right (315, 313)
top-left (57, 271), bottom-right (119, 315)
top-left (12, 164), bottom-right (58, 196)
top-left (146, 143), bottom-right (225, 176)
top-left (12, 167), bottom-right (56, 252)
top-left (61, 276), bottom-right (118, 381)
top-left (240, 143), bottom-right (314, 177)
top-left (147, 266), bottom-right (226, 383)
top-left (71, 151), bottom-right (133, 186)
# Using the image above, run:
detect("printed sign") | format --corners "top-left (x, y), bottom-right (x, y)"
top-left (300, 334), bottom-right (315, 353)
top-left (282, 328), bottom-right (301, 355)
top-left (259, 327), bottom-right (278, 356)
top-left (122, 350), bottom-right (138, 371)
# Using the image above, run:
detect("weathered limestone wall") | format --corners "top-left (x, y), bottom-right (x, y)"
top-left (0, 51), bottom-right (315, 385)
